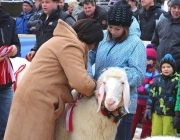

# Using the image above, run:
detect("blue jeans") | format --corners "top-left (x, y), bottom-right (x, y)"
top-left (115, 114), bottom-right (134, 140)
top-left (0, 86), bottom-right (13, 140)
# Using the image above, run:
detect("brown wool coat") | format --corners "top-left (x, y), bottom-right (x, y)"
top-left (4, 20), bottom-right (96, 140)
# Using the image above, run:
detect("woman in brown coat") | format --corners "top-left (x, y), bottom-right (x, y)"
top-left (4, 19), bottom-right (103, 140)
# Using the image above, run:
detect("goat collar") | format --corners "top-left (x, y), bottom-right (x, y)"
top-left (101, 104), bottom-right (127, 123)
top-left (66, 93), bottom-right (83, 132)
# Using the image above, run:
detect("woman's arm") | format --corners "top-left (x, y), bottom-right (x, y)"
top-left (123, 41), bottom-right (146, 87)
top-left (87, 48), bottom-right (97, 79)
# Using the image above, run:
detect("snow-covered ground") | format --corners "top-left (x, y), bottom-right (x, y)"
top-left (133, 127), bottom-right (142, 140)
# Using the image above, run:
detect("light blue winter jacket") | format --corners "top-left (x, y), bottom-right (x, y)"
top-left (88, 17), bottom-right (146, 114)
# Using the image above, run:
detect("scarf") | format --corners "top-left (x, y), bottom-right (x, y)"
top-left (0, 45), bottom-right (15, 85)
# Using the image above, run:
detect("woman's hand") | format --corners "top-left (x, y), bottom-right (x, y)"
top-left (7, 45), bottom-right (17, 57)
top-left (102, 68), bottom-right (108, 72)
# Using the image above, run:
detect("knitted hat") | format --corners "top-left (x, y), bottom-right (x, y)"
top-left (108, 0), bottom-right (133, 27)
top-left (160, 54), bottom-right (176, 72)
top-left (108, 0), bottom-right (118, 7)
top-left (170, 0), bottom-right (180, 7)
top-left (23, 0), bottom-right (33, 7)
top-left (146, 44), bottom-right (156, 61)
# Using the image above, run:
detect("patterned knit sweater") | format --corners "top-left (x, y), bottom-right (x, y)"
top-left (137, 65), bottom-right (159, 106)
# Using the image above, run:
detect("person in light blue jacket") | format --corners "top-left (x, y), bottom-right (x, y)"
top-left (88, 0), bottom-right (146, 140)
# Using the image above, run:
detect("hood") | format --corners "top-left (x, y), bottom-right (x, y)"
top-left (53, 19), bottom-right (77, 40)
top-left (129, 16), bottom-right (141, 37)
top-left (152, 3), bottom-right (162, 10)
top-left (0, 6), bottom-right (10, 22)
top-left (164, 11), bottom-right (180, 23)
top-left (144, 3), bottom-right (161, 12)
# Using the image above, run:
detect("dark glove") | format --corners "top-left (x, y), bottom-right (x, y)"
top-left (173, 112), bottom-right (180, 129)
top-left (144, 105), bottom-right (152, 122)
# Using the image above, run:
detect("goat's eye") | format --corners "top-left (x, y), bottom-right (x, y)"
top-left (121, 82), bottom-right (124, 85)
top-left (103, 82), bottom-right (106, 84)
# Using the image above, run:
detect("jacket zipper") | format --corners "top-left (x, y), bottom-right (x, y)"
top-left (0, 28), bottom-right (5, 44)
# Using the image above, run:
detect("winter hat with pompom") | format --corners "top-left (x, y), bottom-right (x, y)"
top-left (146, 44), bottom-right (156, 61)
top-left (160, 54), bottom-right (176, 72)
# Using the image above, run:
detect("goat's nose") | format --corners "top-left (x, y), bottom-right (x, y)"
top-left (106, 98), bottom-right (115, 106)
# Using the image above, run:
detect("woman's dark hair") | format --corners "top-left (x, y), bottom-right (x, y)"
top-left (72, 19), bottom-right (104, 45)
top-left (107, 26), bottom-right (129, 44)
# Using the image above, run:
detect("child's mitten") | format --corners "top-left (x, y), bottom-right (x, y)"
top-left (144, 105), bottom-right (152, 122)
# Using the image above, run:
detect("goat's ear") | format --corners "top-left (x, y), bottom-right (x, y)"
top-left (118, 95), bottom-right (124, 107)
top-left (123, 79), bottom-right (130, 113)
top-left (96, 82), bottom-right (105, 113)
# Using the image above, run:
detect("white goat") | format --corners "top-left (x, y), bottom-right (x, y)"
top-left (10, 57), bottom-right (30, 90)
top-left (56, 67), bottom-right (130, 140)
top-left (142, 136), bottom-right (180, 140)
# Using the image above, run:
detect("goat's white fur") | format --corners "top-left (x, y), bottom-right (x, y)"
top-left (142, 136), bottom-right (179, 140)
top-left (55, 67), bottom-right (130, 140)
top-left (96, 68), bottom-right (130, 113)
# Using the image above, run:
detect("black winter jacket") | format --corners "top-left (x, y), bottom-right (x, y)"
top-left (139, 4), bottom-right (164, 41)
top-left (31, 7), bottom-right (75, 52)
top-left (0, 6), bottom-right (21, 57)
top-left (0, 6), bottom-right (21, 89)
